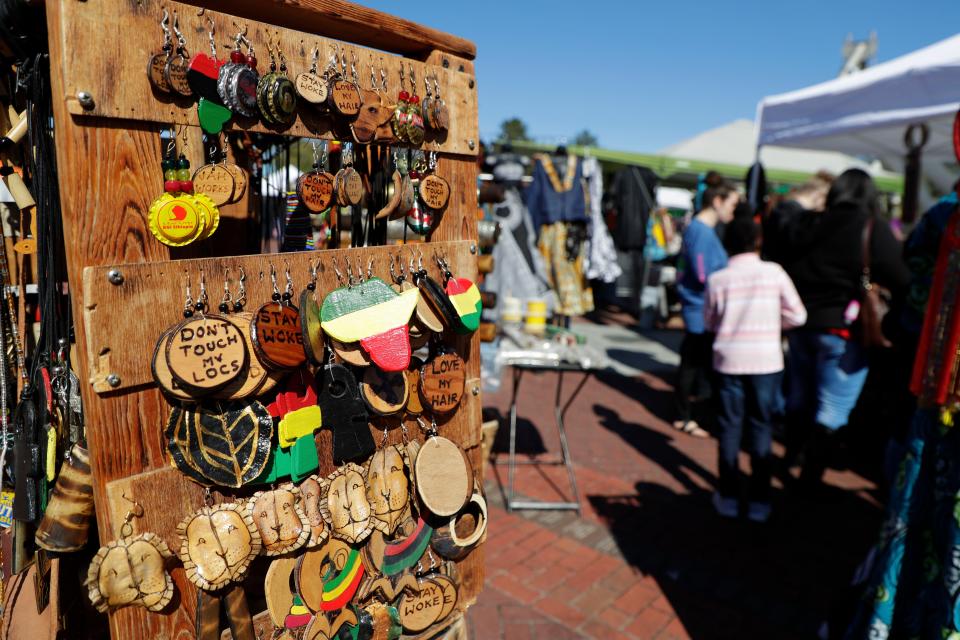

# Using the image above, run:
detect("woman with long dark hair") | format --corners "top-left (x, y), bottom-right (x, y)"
top-left (783, 169), bottom-right (910, 486)
top-left (673, 174), bottom-right (739, 437)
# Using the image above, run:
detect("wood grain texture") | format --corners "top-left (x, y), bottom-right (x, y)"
top-left (201, 0), bottom-right (476, 60)
top-left (48, 1), bottom-right (483, 636)
top-left (414, 437), bottom-right (472, 517)
top-left (83, 241), bottom-right (477, 392)
top-left (54, 0), bottom-right (478, 156)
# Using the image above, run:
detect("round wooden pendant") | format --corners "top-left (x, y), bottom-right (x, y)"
top-left (152, 327), bottom-right (193, 401)
top-left (434, 575), bottom-right (459, 621)
top-left (360, 369), bottom-right (408, 416)
top-left (251, 303), bottom-right (307, 370)
top-left (164, 53), bottom-right (192, 96)
top-left (330, 79), bottom-right (361, 116)
top-left (419, 352), bottom-right (465, 414)
top-left (414, 436), bottom-right (472, 517)
top-left (342, 168), bottom-right (364, 205)
top-left (210, 312), bottom-right (270, 401)
top-left (405, 358), bottom-right (424, 416)
top-left (192, 164), bottom-right (235, 206)
top-left (295, 72), bottom-right (329, 104)
top-left (224, 163), bottom-right (247, 202)
top-left (297, 171), bottom-right (335, 213)
top-left (147, 53), bottom-right (171, 92)
top-left (299, 289), bottom-right (326, 366)
top-left (397, 579), bottom-right (443, 632)
top-left (165, 315), bottom-right (248, 394)
top-left (419, 174), bottom-right (450, 211)
top-left (331, 337), bottom-right (371, 367)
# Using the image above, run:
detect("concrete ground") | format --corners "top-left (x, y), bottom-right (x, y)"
top-left (465, 311), bottom-right (886, 639)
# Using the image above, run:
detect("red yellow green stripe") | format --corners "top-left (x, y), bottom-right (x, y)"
top-left (321, 549), bottom-right (365, 611)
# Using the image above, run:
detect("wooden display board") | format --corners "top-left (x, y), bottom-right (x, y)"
top-left (44, 1), bottom-right (483, 638)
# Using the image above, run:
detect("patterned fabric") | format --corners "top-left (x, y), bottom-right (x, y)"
top-left (582, 157), bottom-right (622, 283)
top-left (845, 409), bottom-right (960, 640)
top-left (704, 254), bottom-right (807, 375)
top-left (538, 222), bottom-right (594, 317)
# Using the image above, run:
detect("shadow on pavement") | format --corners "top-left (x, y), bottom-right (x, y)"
top-left (590, 407), bottom-right (882, 640)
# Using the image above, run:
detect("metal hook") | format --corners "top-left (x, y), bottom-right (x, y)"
top-left (389, 255), bottom-right (398, 283)
top-left (270, 263), bottom-right (280, 296)
top-left (183, 270), bottom-right (194, 310)
top-left (332, 257), bottom-right (344, 285)
top-left (345, 258), bottom-right (354, 287)
top-left (236, 267), bottom-right (247, 308)
top-left (206, 17), bottom-right (216, 58)
top-left (284, 261), bottom-right (294, 298)
top-left (366, 258), bottom-right (374, 282)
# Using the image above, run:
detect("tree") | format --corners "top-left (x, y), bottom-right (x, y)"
top-left (498, 118), bottom-right (530, 143)
top-left (573, 129), bottom-right (598, 147)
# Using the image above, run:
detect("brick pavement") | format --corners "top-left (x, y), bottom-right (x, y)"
top-left (465, 317), bottom-right (886, 639)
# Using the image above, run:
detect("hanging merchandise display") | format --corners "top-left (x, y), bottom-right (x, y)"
top-left (16, 2), bottom-right (485, 637)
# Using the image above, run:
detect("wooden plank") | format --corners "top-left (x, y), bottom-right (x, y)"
top-left (199, 0), bottom-right (476, 61)
top-left (82, 239), bottom-right (477, 393)
top-left (55, 0), bottom-right (478, 156)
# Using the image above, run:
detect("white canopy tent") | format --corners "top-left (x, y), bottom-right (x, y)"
top-left (756, 33), bottom-right (960, 202)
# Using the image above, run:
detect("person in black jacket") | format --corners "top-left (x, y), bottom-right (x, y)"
top-left (782, 169), bottom-right (910, 487)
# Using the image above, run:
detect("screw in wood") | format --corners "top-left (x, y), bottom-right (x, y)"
top-left (469, 244), bottom-right (477, 255)
top-left (468, 139), bottom-right (475, 150)
top-left (472, 386), bottom-right (479, 396)
top-left (106, 374), bottom-right (121, 388)
top-left (76, 91), bottom-right (95, 110)
top-left (107, 269), bottom-right (124, 285)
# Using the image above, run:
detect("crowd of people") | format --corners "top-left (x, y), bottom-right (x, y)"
top-left (672, 168), bottom-right (921, 523)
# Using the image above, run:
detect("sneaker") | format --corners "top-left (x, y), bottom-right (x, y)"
top-left (747, 501), bottom-right (772, 523)
top-left (712, 492), bottom-right (738, 518)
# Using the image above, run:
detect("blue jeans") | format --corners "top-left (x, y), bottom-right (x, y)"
top-left (785, 330), bottom-right (869, 430)
top-left (717, 372), bottom-right (781, 502)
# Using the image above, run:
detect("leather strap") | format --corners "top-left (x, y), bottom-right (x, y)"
top-left (196, 590), bottom-right (221, 640)
top-left (223, 585), bottom-right (255, 640)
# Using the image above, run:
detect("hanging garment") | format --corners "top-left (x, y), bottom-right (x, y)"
top-left (608, 166), bottom-right (659, 251)
top-left (483, 188), bottom-right (556, 317)
top-left (538, 222), bottom-right (594, 317)
top-left (524, 154), bottom-right (587, 228)
top-left (581, 157), bottom-right (622, 283)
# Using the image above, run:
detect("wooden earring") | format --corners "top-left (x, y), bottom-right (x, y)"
top-left (248, 483), bottom-right (311, 556)
top-left (365, 444), bottom-right (410, 534)
top-left (177, 499), bottom-right (262, 591)
top-left (320, 462), bottom-right (374, 544)
top-left (86, 498), bottom-right (174, 613)
top-left (251, 264), bottom-right (307, 371)
top-left (413, 418), bottom-right (473, 517)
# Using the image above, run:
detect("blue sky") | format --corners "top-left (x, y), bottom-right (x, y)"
top-left (361, 1), bottom-right (960, 153)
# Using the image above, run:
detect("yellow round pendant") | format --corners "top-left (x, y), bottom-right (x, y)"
top-left (193, 193), bottom-right (220, 241)
top-left (149, 193), bottom-right (204, 246)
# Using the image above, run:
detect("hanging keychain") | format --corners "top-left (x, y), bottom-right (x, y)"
top-left (335, 142), bottom-right (364, 207)
top-left (418, 150), bottom-right (451, 221)
top-left (165, 270), bottom-right (249, 396)
top-left (404, 64), bottom-right (425, 146)
top-left (85, 498), bottom-right (174, 613)
top-left (211, 268), bottom-right (274, 401)
top-left (299, 259), bottom-right (326, 366)
top-left (351, 59), bottom-right (385, 144)
top-left (148, 127), bottom-right (213, 247)
top-left (392, 65), bottom-right (410, 143)
top-left (405, 150), bottom-right (431, 235)
top-left (297, 140), bottom-right (335, 213)
top-left (328, 44), bottom-right (362, 119)
top-left (438, 254), bottom-right (481, 334)
top-left (218, 28), bottom-right (260, 119)
top-left (164, 10), bottom-right (193, 97)
top-left (147, 8), bottom-right (173, 93)
top-left (296, 43), bottom-right (329, 105)
top-left (251, 264), bottom-right (307, 371)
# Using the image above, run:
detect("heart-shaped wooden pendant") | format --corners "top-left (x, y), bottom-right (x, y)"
top-left (165, 315), bottom-right (247, 394)
top-left (198, 97), bottom-right (232, 135)
top-left (251, 303), bottom-right (307, 370)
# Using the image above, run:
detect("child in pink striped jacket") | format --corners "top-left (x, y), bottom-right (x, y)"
top-left (704, 217), bottom-right (807, 522)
